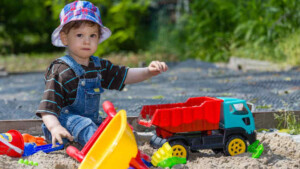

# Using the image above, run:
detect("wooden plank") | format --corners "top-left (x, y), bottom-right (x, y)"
top-left (0, 111), bottom-right (299, 135)
top-left (253, 111), bottom-right (300, 129)
top-left (0, 119), bottom-right (43, 135)
top-left (0, 117), bottom-right (142, 136)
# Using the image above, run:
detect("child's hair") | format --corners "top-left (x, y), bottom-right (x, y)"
top-left (61, 20), bottom-right (102, 38)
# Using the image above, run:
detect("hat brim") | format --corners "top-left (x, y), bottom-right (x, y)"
top-left (51, 18), bottom-right (111, 47)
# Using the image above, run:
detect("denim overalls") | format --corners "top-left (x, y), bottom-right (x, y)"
top-left (42, 55), bottom-right (104, 146)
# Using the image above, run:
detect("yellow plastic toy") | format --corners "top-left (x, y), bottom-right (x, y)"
top-left (151, 142), bottom-right (173, 166)
top-left (79, 110), bottom-right (138, 169)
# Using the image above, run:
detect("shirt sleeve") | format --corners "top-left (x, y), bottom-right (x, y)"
top-left (36, 64), bottom-right (68, 118)
top-left (100, 59), bottom-right (129, 91)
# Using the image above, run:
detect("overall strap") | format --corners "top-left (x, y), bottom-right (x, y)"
top-left (90, 56), bottom-right (101, 68)
top-left (57, 55), bottom-right (85, 77)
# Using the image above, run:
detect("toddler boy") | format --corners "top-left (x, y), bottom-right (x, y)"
top-left (36, 1), bottom-right (168, 147)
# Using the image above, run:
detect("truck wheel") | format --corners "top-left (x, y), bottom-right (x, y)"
top-left (225, 135), bottom-right (247, 156)
top-left (169, 141), bottom-right (189, 159)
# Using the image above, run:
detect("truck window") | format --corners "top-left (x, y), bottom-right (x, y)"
top-left (232, 103), bottom-right (249, 115)
top-left (229, 105), bottom-right (234, 112)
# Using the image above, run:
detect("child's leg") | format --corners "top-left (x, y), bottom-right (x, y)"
top-left (58, 114), bottom-right (98, 146)
top-left (41, 114), bottom-right (99, 146)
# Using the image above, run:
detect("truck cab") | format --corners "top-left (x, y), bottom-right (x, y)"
top-left (218, 97), bottom-right (256, 134)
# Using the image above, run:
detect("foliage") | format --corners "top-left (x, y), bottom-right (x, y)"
top-left (93, 0), bottom-right (151, 56)
top-left (0, 0), bottom-right (151, 56)
top-left (1, 0), bottom-right (300, 65)
top-left (150, 0), bottom-right (300, 64)
top-left (274, 111), bottom-right (300, 135)
top-left (0, 0), bottom-right (58, 54)
top-left (276, 30), bottom-right (300, 65)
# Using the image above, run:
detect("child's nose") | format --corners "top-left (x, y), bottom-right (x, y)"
top-left (83, 37), bottom-right (90, 44)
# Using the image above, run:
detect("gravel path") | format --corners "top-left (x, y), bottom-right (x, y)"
top-left (0, 60), bottom-right (299, 120)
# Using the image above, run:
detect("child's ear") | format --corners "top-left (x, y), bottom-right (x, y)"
top-left (60, 32), bottom-right (68, 46)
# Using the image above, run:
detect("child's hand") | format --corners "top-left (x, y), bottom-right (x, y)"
top-left (50, 125), bottom-right (73, 147)
top-left (148, 61), bottom-right (168, 76)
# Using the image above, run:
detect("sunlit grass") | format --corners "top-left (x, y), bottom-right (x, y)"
top-left (0, 52), bottom-right (178, 73)
top-left (222, 31), bottom-right (300, 67)
top-left (0, 53), bottom-right (63, 73)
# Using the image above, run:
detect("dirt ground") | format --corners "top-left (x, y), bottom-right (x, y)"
top-left (0, 132), bottom-right (299, 169)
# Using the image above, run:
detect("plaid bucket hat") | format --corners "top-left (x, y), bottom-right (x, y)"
top-left (51, 1), bottom-right (111, 47)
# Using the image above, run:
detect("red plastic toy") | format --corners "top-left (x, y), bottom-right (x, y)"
top-left (0, 130), bottom-right (24, 157)
top-left (138, 97), bottom-right (222, 138)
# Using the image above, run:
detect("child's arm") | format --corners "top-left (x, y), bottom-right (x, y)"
top-left (41, 113), bottom-right (73, 146)
top-left (124, 61), bottom-right (168, 84)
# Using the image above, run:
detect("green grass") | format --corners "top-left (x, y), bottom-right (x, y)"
top-left (1, 35), bottom-right (298, 74)
top-left (0, 53), bottom-right (63, 73)
top-left (256, 104), bottom-right (273, 109)
top-left (0, 52), bottom-right (178, 73)
top-left (229, 30), bottom-right (300, 67)
top-left (276, 30), bottom-right (300, 66)
top-left (274, 111), bottom-right (300, 135)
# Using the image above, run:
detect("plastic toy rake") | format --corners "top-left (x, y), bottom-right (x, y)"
top-left (22, 143), bottom-right (64, 157)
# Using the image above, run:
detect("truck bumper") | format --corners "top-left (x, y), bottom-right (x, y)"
top-left (150, 134), bottom-right (167, 149)
top-left (246, 131), bottom-right (257, 144)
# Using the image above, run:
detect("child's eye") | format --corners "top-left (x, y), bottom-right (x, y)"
top-left (90, 34), bottom-right (97, 38)
top-left (76, 34), bottom-right (83, 37)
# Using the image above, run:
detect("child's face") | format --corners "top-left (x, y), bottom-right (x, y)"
top-left (60, 23), bottom-right (100, 64)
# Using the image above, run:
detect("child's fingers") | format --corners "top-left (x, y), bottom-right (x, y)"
top-left (155, 61), bottom-right (164, 72)
top-left (161, 62), bottom-right (168, 72)
top-left (52, 137), bottom-right (58, 147)
top-left (158, 62), bottom-right (164, 71)
top-left (56, 135), bottom-right (64, 145)
top-left (151, 61), bottom-right (161, 71)
top-left (65, 133), bottom-right (74, 142)
top-left (149, 61), bottom-right (168, 74)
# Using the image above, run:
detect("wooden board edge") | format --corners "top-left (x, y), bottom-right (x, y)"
top-left (0, 111), bottom-right (299, 135)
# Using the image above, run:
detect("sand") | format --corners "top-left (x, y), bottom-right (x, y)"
top-left (0, 132), bottom-right (299, 169)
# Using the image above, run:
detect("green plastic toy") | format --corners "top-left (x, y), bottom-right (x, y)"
top-left (248, 140), bottom-right (259, 153)
top-left (29, 161), bottom-right (33, 165)
top-left (157, 156), bottom-right (187, 168)
top-left (247, 140), bottom-right (264, 158)
top-left (18, 158), bottom-right (38, 166)
top-left (18, 159), bottom-right (24, 164)
top-left (23, 159), bottom-right (29, 165)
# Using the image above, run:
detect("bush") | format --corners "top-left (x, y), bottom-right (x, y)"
top-left (149, 0), bottom-right (300, 64)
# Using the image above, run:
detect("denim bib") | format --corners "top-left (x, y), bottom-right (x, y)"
top-left (58, 55), bottom-right (104, 125)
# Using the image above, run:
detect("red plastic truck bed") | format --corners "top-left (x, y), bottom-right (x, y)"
top-left (138, 97), bottom-right (223, 138)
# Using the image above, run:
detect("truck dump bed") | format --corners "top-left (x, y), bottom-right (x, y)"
top-left (138, 97), bottom-right (223, 138)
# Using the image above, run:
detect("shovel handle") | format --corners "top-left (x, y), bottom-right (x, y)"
top-left (102, 101), bottom-right (117, 118)
top-left (66, 145), bottom-right (85, 162)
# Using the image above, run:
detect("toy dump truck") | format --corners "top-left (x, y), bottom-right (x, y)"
top-left (138, 97), bottom-right (256, 159)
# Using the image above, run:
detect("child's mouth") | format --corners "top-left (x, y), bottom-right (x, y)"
top-left (81, 48), bottom-right (90, 50)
